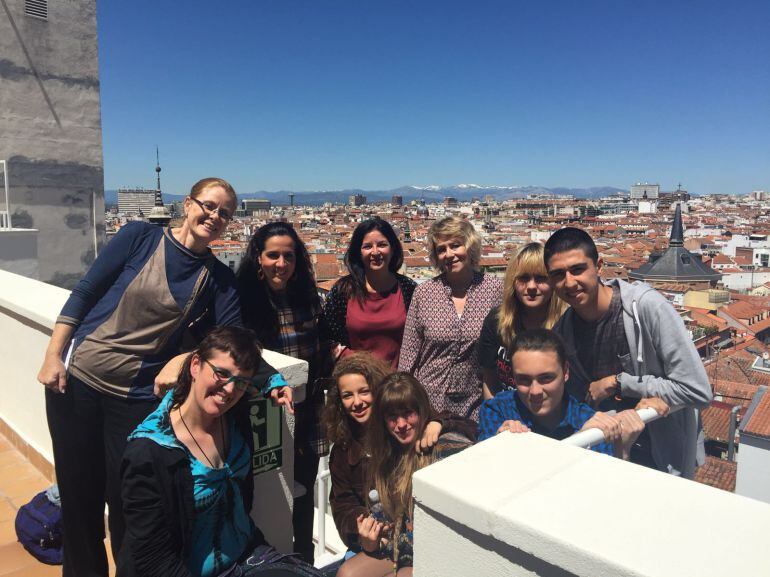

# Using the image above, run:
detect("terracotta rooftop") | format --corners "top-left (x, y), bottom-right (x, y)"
top-left (686, 308), bottom-right (729, 330)
top-left (741, 386), bottom-right (770, 439)
top-left (314, 253), bottom-right (339, 265)
top-left (404, 256), bottom-right (433, 268)
top-left (694, 457), bottom-right (737, 493)
top-left (314, 262), bottom-right (342, 281)
top-left (711, 254), bottom-right (735, 265)
top-left (479, 257), bottom-right (508, 267)
top-left (701, 401), bottom-right (739, 443)
top-left (705, 345), bottom-right (770, 388)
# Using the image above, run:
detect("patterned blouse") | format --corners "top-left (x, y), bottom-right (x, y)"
top-left (398, 271), bottom-right (503, 418)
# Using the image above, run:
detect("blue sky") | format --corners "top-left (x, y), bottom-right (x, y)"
top-left (98, 0), bottom-right (770, 196)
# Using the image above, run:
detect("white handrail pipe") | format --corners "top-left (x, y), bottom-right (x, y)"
top-left (314, 468), bottom-right (331, 557)
top-left (562, 406), bottom-right (678, 449)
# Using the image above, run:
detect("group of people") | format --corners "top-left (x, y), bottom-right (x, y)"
top-left (36, 176), bottom-right (712, 577)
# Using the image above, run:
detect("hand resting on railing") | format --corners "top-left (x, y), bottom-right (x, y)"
top-left (497, 397), bottom-right (670, 460)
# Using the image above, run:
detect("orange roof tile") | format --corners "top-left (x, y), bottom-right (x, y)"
top-left (742, 387), bottom-right (770, 439)
top-left (701, 401), bottom-right (738, 442)
top-left (694, 457), bottom-right (737, 492)
top-left (315, 253), bottom-right (339, 264)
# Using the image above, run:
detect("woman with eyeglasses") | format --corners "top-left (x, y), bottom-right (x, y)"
top-left (324, 217), bottom-right (416, 368)
top-left (38, 178), bottom-right (292, 577)
top-left (477, 242), bottom-right (566, 399)
top-left (119, 326), bottom-right (317, 577)
top-left (236, 221), bottom-right (333, 563)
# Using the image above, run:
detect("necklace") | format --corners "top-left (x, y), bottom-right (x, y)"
top-left (178, 409), bottom-right (226, 469)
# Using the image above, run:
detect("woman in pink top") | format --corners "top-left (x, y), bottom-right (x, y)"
top-left (324, 218), bottom-right (417, 367)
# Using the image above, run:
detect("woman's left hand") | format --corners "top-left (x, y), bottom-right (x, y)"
top-left (270, 386), bottom-right (294, 415)
top-left (416, 421), bottom-right (442, 454)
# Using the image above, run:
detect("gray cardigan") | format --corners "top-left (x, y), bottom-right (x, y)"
top-left (555, 278), bottom-right (713, 479)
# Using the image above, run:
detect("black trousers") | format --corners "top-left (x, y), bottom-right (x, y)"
top-left (292, 441), bottom-right (320, 564)
top-left (291, 395), bottom-right (323, 564)
top-left (46, 375), bottom-right (158, 577)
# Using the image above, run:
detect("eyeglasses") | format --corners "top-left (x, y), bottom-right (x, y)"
top-left (203, 359), bottom-right (256, 392)
top-left (189, 196), bottom-right (233, 222)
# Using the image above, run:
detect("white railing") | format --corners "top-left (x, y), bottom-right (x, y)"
top-left (314, 467), bottom-right (332, 558)
top-left (562, 406), bottom-right (671, 449)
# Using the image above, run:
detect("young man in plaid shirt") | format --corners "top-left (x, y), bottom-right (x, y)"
top-left (478, 329), bottom-right (666, 458)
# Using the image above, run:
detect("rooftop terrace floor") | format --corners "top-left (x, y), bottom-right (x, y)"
top-left (0, 432), bottom-right (115, 576)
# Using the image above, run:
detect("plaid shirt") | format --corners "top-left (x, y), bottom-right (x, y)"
top-left (270, 292), bottom-right (322, 365)
top-left (270, 292), bottom-right (329, 455)
top-left (477, 390), bottom-right (614, 455)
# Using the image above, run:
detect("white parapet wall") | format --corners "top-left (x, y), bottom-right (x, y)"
top-left (0, 268), bottom-right (70, 463)
top-left (0, 268), bottom-right (308, 552)
top-left (413, 432), bottom-right (768, 577)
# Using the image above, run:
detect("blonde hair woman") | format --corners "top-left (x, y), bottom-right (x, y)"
top-left (398, 216), bottom-right (502, 418)
top-left (477, 242), bottom-right (566, 398)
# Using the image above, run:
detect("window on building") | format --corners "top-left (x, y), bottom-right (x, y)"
top-left (25, 0), bottom-right (48, 20)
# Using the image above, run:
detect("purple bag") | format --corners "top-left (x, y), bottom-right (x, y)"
top-left (14, 490), bottom-right (63, 565)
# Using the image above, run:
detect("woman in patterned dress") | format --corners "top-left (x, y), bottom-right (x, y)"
top-left (398, 216), bottom-right (503, 419)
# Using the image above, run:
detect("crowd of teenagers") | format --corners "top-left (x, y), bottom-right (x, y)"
top-left (36, 177), bottom-right (712, 577)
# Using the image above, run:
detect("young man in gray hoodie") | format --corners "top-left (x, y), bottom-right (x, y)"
top-left (544, 227), bottom-right (713, 479)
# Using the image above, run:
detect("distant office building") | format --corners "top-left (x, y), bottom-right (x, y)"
top-left (752, 190), bottom-right (769, 201)
top-left (118, 188), bottom-right (156, 216)
top-left (242, 199), bottom-right (271, 214)
top-left (630, 183), bottom-right (660, 200)
top-left (444, 197), bottom-right (458, 207)
top-left (349, 194), bottom-right (366, 207)
top-left (1, 0), bottom-right (105, 288)
top-left (392, 195), bottom-right (403, 207)
top-left (638, 200), bottom-right (658, 214)
top-left (214, 250), bottom-right (245, 272)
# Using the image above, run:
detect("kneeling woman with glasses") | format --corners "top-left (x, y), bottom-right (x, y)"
top-left (118, 327), bottom-right (315, 577)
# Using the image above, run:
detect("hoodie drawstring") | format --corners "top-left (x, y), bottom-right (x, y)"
top-left (632, 300), bottom-right (644, 378)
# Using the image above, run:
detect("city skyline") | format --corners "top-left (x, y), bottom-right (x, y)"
top-left (99, 1), bottom-right (770, 196)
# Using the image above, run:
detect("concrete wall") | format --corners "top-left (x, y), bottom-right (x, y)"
top-left (721, 271), bottom-right (770, 291)
top-left (0, 228), bottom-right (39, 278)
top-left (0, 0), bottom-right (105, 288)
top-left (0, 269), bottom-right (308, 552)
top-left (413, 432), bottom-right (767, 577)
top-left (735, 435), bottom-right (770, 504)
